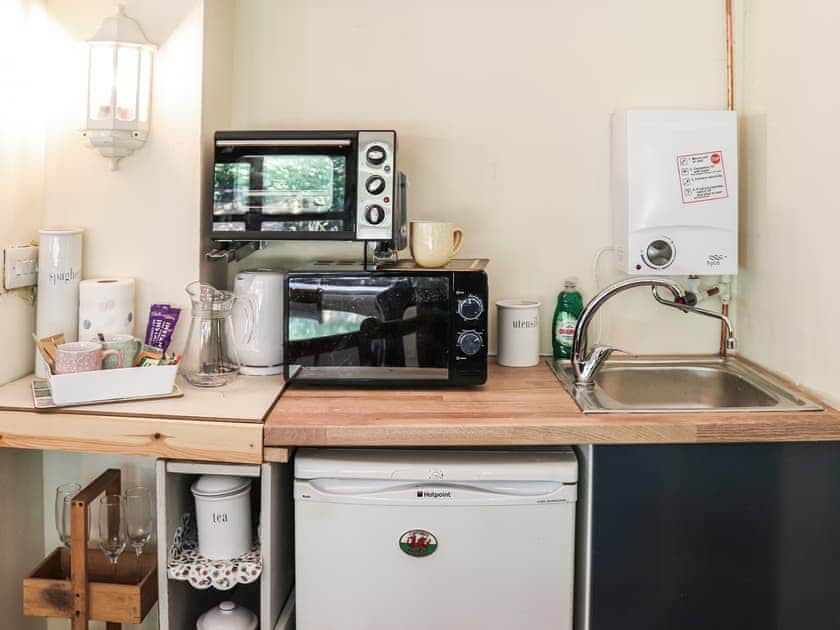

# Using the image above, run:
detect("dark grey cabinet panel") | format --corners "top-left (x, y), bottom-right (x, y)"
top-left (581, 443), bottom-right (840, 630)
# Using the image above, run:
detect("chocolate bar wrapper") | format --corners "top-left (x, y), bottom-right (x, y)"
top-left (145, 304), bottom-right (181, 353)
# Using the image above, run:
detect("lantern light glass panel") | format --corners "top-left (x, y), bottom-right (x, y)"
top-left (86, 42), bottom-right (153, 130)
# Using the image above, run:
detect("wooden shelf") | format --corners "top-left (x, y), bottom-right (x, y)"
top-left (0, 375), bottom-right (290, 464)
top-left (0, 407), bottom-right (265, 463)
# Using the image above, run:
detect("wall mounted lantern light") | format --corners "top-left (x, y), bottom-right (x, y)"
top-left (83, 4), bottom-right (156, 170)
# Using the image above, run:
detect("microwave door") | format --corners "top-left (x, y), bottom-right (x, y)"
top-left (287, 275), bottom-right (451, 382)
top-left (285, 317), bottom-right (414, 367)
top-left (287, 295), bottom-right (413, 368)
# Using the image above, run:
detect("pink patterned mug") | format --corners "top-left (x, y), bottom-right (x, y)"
top-left (55, 341), bottom-right (122, 374)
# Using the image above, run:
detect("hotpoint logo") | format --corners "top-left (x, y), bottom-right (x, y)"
top-left (416, 489), bottom-right (452, 499)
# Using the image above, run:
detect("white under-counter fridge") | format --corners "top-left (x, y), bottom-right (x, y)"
top-left (294, 448), bottom-right (578, 630)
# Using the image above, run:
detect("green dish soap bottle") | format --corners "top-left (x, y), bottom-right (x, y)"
top-left (552, 278), bottom-right (583, 360)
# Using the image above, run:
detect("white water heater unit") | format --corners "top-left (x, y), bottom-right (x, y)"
top-left (612, 110), bottom-right (738, 275)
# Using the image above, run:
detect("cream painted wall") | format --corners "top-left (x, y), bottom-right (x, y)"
top-left (0, 0), bottom-right (45, 385)
top-left (200, 0), bottom-right (236, 289)
top-left (42, 0), bottom-right (204, 339)
top-left (738, 1), bottom-right (840, 405)
top-left (0, 449), bottom-right (45, 630)
top-left (39, 2), bottom-right (206, 628)
top-left (227, 0), bottom-right (736, 355)
top-left (0, 2), bottom-right (47, 628)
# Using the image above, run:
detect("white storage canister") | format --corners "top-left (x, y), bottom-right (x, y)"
top-left (191, 475), bottom-right (252, 560)
top-left (495, 299), bottom-right (541, 367)
top-left (196, 601), bottom-right (258, 630)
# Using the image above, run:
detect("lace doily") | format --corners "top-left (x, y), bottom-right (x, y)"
top-left (167, 513), bottom-right (262, 590)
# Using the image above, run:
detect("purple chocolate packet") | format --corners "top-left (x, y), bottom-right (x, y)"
top-left (145, 304), bottom-right (181, 353)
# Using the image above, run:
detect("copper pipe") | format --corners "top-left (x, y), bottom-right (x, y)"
top-left (726, 0), bottom-right (734, 111)
top-left (720, 0), bottom-right (734, 357)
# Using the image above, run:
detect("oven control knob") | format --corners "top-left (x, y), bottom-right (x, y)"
top-left (365, 204), bottom-right (386, 225)
top-left (457, 331), bottom-right (483, 357)
top-left (366, 144), bottom-right (387, 167)
top-left (366, 175), bottom-right (386, 195)
top-left (457, 296), bottom-right (484, 321)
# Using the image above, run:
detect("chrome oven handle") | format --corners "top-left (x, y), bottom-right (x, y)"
top-left (215, 139), bottom-right (352, 148)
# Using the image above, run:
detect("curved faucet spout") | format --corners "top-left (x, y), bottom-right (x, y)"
top-left (571, 277), bottom-right (686, 388)
top-left (651, 285), bottom-right (736, 351)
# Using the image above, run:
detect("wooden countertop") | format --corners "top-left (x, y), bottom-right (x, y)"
top-left (264, 359), bottom-right (840, 446)
top-left (3, 358), bottom-right (838, 461)
top-left (0, 375), bottom-right (291, 464)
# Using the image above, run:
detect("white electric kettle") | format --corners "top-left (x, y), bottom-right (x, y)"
top-left (232, 269), bottom-right (284, 375)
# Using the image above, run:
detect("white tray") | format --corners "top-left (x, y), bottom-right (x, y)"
top-left (46, 365), bottom-right (179, 406)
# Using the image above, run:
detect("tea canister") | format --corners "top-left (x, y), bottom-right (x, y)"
top-left (191, 475), bottom-right (252, 560)
top-left (196, 601), bottom-right (258, 630)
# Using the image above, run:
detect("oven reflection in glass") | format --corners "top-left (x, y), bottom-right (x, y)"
top-left (287, 276), bottom-right (450, 369)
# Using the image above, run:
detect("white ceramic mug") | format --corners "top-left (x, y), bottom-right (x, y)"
top-left (410, 221), bottom-right (464, 268)
top-left (496, 300), bottom-right (541, 367)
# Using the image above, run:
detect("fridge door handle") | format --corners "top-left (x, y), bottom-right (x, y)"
top-left (305, 478), bottom-right (569, 497)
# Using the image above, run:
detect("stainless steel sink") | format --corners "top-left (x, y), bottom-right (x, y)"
top-left (549, 356), bottom-right (823, 414)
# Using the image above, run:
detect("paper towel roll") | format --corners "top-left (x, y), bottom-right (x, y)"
top-left (36, 227), bottom-right (83, 377)
top-left (78, 278), bottom-right (136, 341)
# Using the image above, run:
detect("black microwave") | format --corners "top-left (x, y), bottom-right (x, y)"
top-left (211, 130), bottom-right (407, 247)
top-left (284, 261), bottom-right (489, 387)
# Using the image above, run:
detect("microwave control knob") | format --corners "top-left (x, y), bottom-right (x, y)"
top-left (366, 145), bottom-right (387, 167)
top-left (457, 296), bottom-right (484, 321)
top-left (365, 204), bottom-right (386, 225)
top-left (366, 175), bottom-right (387, 195)
top-left (457, 331), bottom-right (483, 357)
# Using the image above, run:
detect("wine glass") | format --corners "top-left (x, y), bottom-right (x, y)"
top-left (55, 483), bottom-right (80, 579)
top-left (124, 487), bottom-right (153, 572)
top-left (97, 494), bottom-right (127, 578)
top-left (55, 482), bottom-right (80, 548)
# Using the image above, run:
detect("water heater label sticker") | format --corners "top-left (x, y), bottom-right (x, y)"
top-left (676, 151), bottom-right (729, 204)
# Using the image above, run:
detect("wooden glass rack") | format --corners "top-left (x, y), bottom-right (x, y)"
top-left (22, 469), bottom-right (158, 629)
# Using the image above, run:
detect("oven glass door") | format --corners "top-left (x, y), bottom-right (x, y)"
top-left (213, 139), bottom-right (356, 238)
top-left (287, 275), bottom-right (450, 381)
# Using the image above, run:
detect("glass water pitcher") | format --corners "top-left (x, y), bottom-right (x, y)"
top-left (180, 282), bottom-right (253, 387)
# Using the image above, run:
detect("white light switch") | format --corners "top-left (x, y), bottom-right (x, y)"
top-left (3, 245), bottom-right (39, 290)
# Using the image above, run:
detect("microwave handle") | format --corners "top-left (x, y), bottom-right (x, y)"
top-left (215, 139), bottom-right (352, 148)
